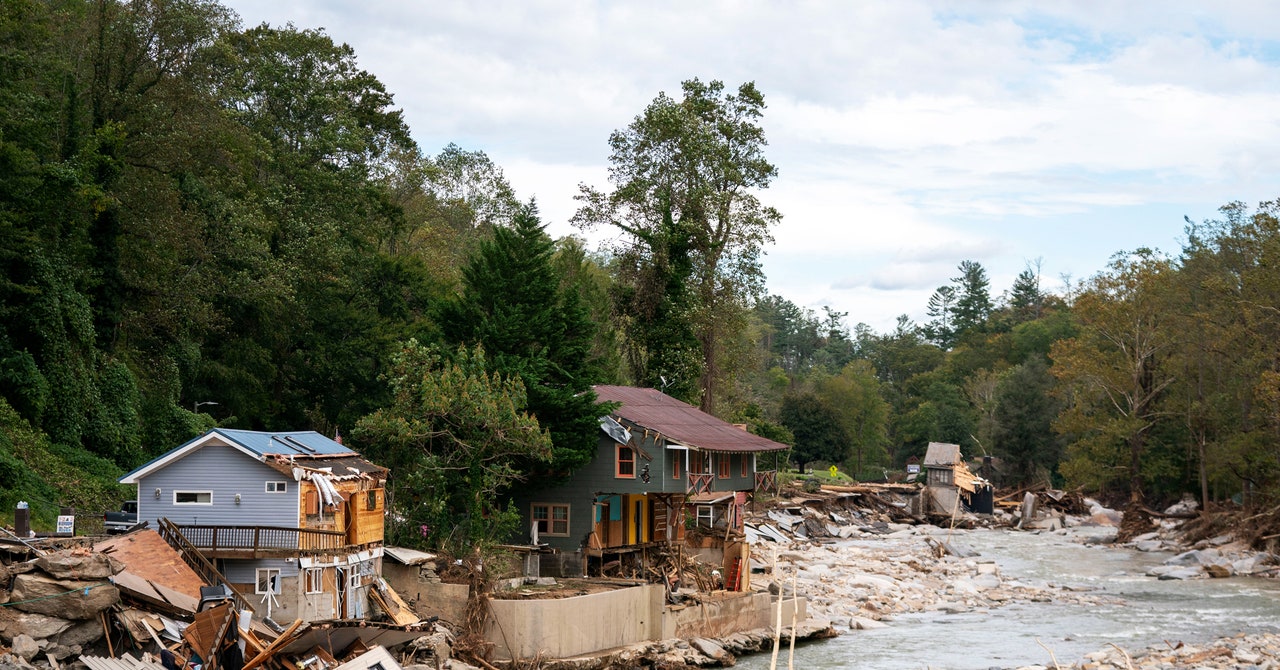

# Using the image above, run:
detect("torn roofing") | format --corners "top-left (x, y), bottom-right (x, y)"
top-left (593, 385), bottom-right (789, 454)
top-left (924, 442), bottom-right (962, 466)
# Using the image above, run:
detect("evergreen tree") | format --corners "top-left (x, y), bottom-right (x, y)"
top-left (779, 391), bottom-right (849, 473)
top-left (438, 202), bottom-right (606, 478)
top-left (951, 260), bottom-right (993, 339)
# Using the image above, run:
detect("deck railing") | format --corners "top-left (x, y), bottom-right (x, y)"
top-left (754, 470), bottom-right (777, 493)
top-left (171, 523), bottom-right (347, 556)
top-left (687, 472), bottom-right (714, 495)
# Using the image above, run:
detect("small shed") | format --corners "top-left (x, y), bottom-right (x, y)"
top-left (922, 442), bottom-right (993, 515)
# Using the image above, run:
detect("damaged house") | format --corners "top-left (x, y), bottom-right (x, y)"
top-left (513, 385), bottom-right (788, 577)
top-left (922, 441), bottom-right (993, 516)
top-left (119, 429), bottom-right (388, 622)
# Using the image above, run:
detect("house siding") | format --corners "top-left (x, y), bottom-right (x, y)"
top-left (135, 443), bottom-right (298, 527)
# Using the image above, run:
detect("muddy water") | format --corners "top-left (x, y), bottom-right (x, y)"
top-left (737, 527), bottom-right (1280, 670)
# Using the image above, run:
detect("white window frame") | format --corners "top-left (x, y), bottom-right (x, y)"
top-left (696, 505), bottom-right (715, 528)
top-left (304, 568), bottom-right (323, 594)
top-left (255, 568), bottom-right (281, 594)
top-left (265, 481), bottom-right (288, 493)
top-left (347, 570), bottom-right (362, 590)
top-left (173, 490), bottom-right (213, 505)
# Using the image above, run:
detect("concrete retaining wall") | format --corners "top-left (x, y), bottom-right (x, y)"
top-left (665, 592), bottom-right (805, 639)
top-left (486, 584), bottom-right (664, 660)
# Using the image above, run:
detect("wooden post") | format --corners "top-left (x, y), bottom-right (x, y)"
top-left (769, 548), bottom-right (782, 670)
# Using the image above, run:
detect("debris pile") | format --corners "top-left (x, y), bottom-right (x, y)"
top-left (0, 548), bottom-right (122, 663)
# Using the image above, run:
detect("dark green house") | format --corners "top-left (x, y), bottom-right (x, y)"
top-left (513, 385), bottom-right (788, 558)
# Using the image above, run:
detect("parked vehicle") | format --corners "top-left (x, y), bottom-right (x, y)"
top-left (104, 500), bottom-right (139, 534)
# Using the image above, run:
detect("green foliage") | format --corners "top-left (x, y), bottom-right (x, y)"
top-left (438, 202), bottom-right (608, 479)
top-left (354, 342), bottom-right (552, 554)
top-left (779, 391), bottom-right (849, 472)
top-left (575, 79), bottom-right (780, 413)
top-left (991, 357), bottom-right (1060, 487)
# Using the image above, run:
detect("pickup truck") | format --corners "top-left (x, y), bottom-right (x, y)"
top-left (104, 500), bottom-right (139, 534)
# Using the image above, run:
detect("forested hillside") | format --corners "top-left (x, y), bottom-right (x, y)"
top-left (3, 0), bottom-right (1279, 534)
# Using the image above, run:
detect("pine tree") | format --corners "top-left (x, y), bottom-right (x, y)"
top-left (438, 201), bottom-right (605, 478)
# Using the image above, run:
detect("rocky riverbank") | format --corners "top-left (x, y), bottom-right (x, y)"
top-left (1010, 631), bottom-right (1280, 670)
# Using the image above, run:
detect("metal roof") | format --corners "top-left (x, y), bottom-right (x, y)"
top-left (121, 429), bottom-right (363, 484)
top-left (924, 442), bottom-right (962, 466)
top-left (593, 385), bottom-right (789, 453)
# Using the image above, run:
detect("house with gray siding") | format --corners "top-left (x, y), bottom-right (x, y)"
top-left (512, 385), bottom-right (788, 565)
top-left (120, 429), bottom-right (388, 623)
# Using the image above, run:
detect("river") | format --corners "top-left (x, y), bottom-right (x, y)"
top-left (737, 526), bottom-right (1280, 670)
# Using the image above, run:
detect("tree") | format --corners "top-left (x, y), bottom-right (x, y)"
top-left (354, 342), bottom-right (551, 553)
top-left (437, 202), bottom-right (606, 477)
top-left (779, 391), bottom-right (849, 473)
top-left (951, 260), bottom-right (993, 340)
top-left (1007, 259), bottom-right (1046, 323)
top-left (1050, 250), bottom-right (1177, 503)
top-left (575, 79), bottom-right (781, 414)
top-left (922, 285), bottom-right (956, 348)
top-left (815, 361), bottom-right (889, 478)
top-left (992, 357), bottom-right (1061, 486)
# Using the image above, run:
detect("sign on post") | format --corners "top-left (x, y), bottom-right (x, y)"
top-left (56, 514), bottom-right (75, 535)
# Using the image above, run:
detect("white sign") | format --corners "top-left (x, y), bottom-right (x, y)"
top-left (907, 464), bottom-right (921, 474)
top-left (56, 515), bottom-right (75, 534)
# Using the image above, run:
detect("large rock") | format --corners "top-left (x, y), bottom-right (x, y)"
top-left (56, 618), bottom-right (105, 648)
top-left (10, 635), bottom-right (40, 662)
top-left (0, 653), bottom-right (38, 670)
top-left (0, 608), bottom-right (72, 642)
top-left (34, 552), bottom-right (123, 581)
top-left (690, 638), bottom-right (729, 662)
top-left (9, 573), bottom-right (118, 620)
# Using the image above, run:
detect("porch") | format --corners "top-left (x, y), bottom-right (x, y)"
top-left (166, 523), bottom-right (360, 558)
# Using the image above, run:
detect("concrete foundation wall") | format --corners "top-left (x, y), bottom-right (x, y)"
top-left (382, 564), bottom-right (470, 627)
top-left (486, 585), bottom-right (664, 660)
top-left (538, 552), bottom-right (585, 579)
top-left (485, 585), bottom-right (808, 661)
top-left (665, 592), bottom-right (804, 640)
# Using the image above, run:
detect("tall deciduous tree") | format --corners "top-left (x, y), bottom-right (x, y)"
top-left (355, 342), bottom-right (551, 553)
top-left (779, 391), bottom-right (848, 473)
top-left (574, 79), bottom-right (781, 414)
top-left (1051, 250), bottom-right (1177, 503)
top-left (438, 202), bottom-right (605, 477)
top-left (815, 361), bottom-right (889, 478)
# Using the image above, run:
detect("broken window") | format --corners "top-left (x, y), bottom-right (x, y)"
top-left (256, 568), bottom-right (281, 594)
top-left (366, 489), bottom-right (380, 511)
top-left (696, 505), bottom-right (714, 528)
top-left (304, 568), bottom-right (323, 594)
top-left (532, 503), bottom-right (570, 536)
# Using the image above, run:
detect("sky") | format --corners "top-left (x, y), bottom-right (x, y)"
top-left (220, 1), bottom-right (1280, 333)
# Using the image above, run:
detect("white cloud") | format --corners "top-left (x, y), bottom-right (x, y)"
top-left (221, 0), bottom-right (1280, 332)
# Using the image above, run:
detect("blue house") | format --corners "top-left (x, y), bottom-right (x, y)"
top-left (120, 429), bottom-right (388, 622)
top-left (514, 385), bottom-right (788, 562)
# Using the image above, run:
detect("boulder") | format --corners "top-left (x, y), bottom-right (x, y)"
top-left (9, 573), bottom-right (118, 620)
top-left (0, 653), bottom-right (38, 670)
top-left (849, 616), bottom-right (887, 629)
top-left (33, 552), bottom-right (123, 581)
top-left (56, 618), bottom-right (105, 648)
top-left (1155, 567), bottom-right (1201, 580)
top-left (1164, 494), bottom-right (1199, 516)
top-left (690, 637), bottom-right (729, 662)
top-left (10, 635), bottom-right (39, 662)
top-left (0, 608), bottom-right (72, 642)
top-left (1203, 564), bottom-right (1232, 578)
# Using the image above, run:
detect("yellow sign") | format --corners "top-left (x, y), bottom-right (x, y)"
top-left (828, 465), bottom-right (839, 478)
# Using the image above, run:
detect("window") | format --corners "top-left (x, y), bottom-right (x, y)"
top-left (265, 481), bottom-right (288, 493)
top-left (174, 491), bottom-right (212, 505)
top-left (741, 453), bottom-right (748, 477)
top-left (616, 444), bottom-right (635, 478)
top-left (718, 453), bottom-right (730, 479)
top-left (304, 568), bottom-right (323, 594)
top-left (366, 489), bottom-right (380, 511)
top-left (256, 568), bottom-right (281, 594)
top-left (347, 570), bottom-right (362, 590)
top-left (531, 503), bottom-right (570, 536)
top-left (696, 505), bottom-right (714, 528)
top-left (671, 451), bottom-right (682, 479)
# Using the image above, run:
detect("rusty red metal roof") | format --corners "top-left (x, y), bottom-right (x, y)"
top-left (593, 385), bottom-right (789, 453)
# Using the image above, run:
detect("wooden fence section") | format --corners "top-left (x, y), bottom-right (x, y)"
top-left (687, 473), bottom-right (714, 495)
top-left (754, 470), bottom-right (777, 493)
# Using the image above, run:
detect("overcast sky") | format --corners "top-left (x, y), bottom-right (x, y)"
top-left (221, 1), bottom-right (1280, 332)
